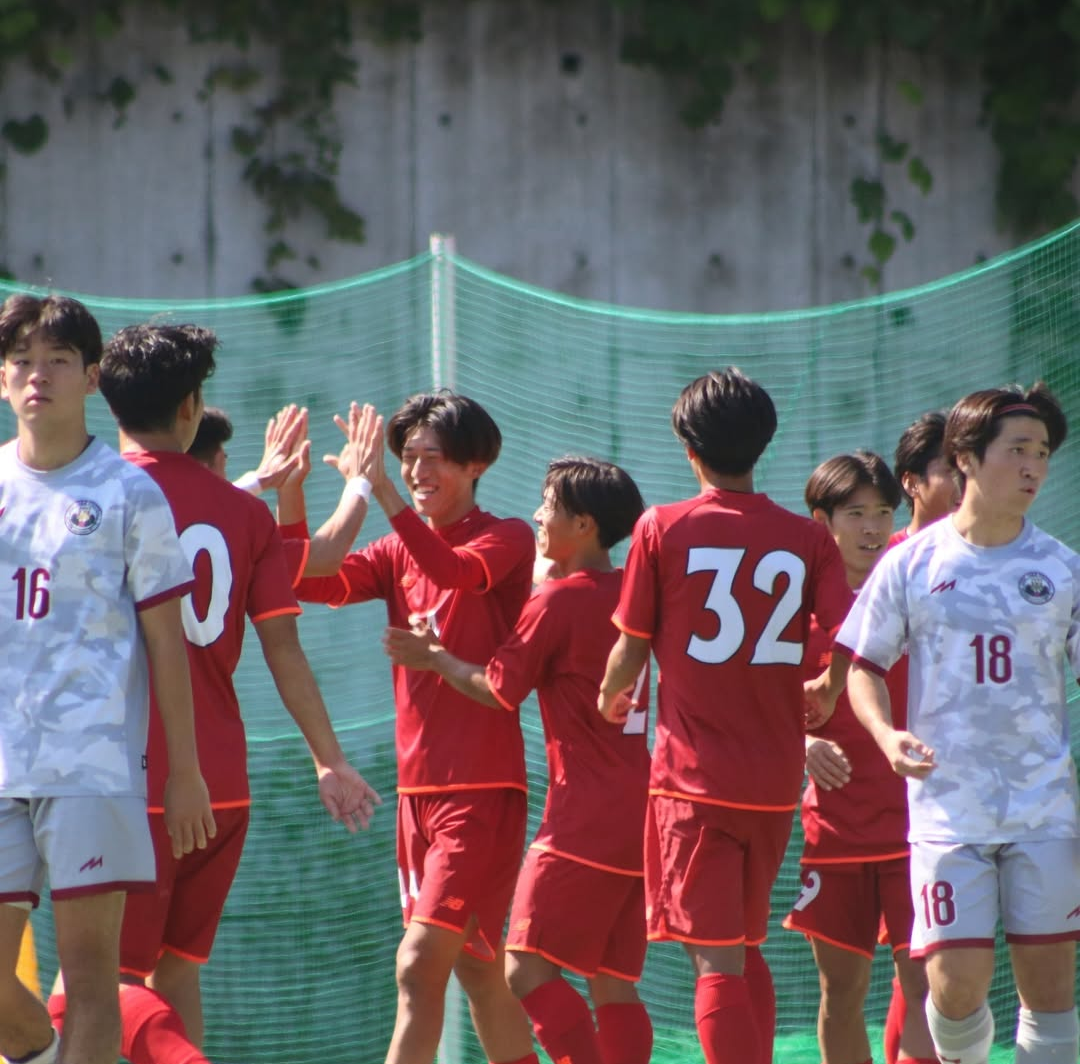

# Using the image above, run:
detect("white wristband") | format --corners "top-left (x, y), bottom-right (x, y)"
top-left (346, 476), bottom-right (373, 502)
top-left (233, 470), bottom-right (263, 495)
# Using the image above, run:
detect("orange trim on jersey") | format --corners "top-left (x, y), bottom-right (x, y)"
top-left (327, 570), bottom-right (352, 608)
top-left (648, 929), bottom-right (765, 948)
top-left (397, 781), bottom-right (528, 796)
top-left (779, 917), bottom-right (876, 961)
top-left (800, 848), bottom-right (910, 866)
top-left (290, 539), bottom-right (311, 588)
top-left (490, 686), bottom-right (520, 713)
top-left (458, 546), bottom-right (492, 593)
top-left (528, 842), bottom-right (643, 879)
top-left (649, 787), bottom-right (797, 813)
top-left (160, 943), bottom-right (210, 965)
top-left (147, 798), bottom-right (251, 814)
top-left (612, 616), bottom-right (651, 640)
top-left (250, 605), bottom-right (302, 623)
top-left (119, 963), bottom-right (155, 980)
top-left (505, 943), bottom-right (640, 983)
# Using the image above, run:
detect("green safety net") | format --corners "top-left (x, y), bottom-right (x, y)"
top-left (3, 219), bottom-right (1080, 1064)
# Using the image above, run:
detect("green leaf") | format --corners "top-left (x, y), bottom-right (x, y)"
top-left (758, 0), bottom-right (789, 22)
top-left (868, 227), bottom-right (897, 264)
top-left (860, 264), bottom-right (882, 286)
top-left (897, 79), bottom-right (923, 106)
top-left (801, 0), bottom-right (839, 33)
top-left (877, 129), bottom-right (909, 163)
top-left (890, 209), bottom-right (916, 241)
top-left (908, 156), bottom-right (933, 195)
top-left (850, 177), bottom-right (885, 223)
top-left (1, 113), bottom-right (48, 154)
top-left (102, 75), bottom-right (135, 111)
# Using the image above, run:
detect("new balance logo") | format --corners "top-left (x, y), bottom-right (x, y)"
top-left (931, 579), bottom-right (956, 594)
top-left (79, 856), bottom-right (104, 872)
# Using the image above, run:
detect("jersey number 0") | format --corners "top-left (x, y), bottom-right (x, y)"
top-left (179, 523), bottom-right (234, 647)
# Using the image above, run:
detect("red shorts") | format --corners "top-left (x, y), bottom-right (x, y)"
top-left (506, 846), bottom-right (646, 981)
top-left (118, 806), bottom-right (249, 976)
top-left (645, 794), bottom-right (792, 947)
top-left (781, 856), bottom-right (914, 958)
top-left (397, 789), bottom-right (527, 962)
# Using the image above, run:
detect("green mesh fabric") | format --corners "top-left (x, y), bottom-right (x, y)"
top-left (4, 220), bottom-right (1080, 1063)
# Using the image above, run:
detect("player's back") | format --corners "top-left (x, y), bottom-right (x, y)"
top-left (619, 488), bottom-right (849, 810)
top-left (125, 448), bottom-right (299, 807)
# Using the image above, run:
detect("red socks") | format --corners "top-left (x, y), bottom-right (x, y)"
top-left (48, 987), bottom-right (209, 1064)
top-left (594, 1002), bottom-right (652, 1064)
top-left (694, 973), bottom-right (759, 1064)
top-left (521, 977), bottom-right (602, 1064)
top-left (883, 974), bottom-right (906, 1064)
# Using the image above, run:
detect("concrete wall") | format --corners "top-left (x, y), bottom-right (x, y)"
top-left (0, 1), bottom-right (1070, 311)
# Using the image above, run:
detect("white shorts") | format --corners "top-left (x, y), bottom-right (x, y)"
top-left (0, 796), bottom-right (155, 905)
top-left (909, 838), bottom-right (1080, 958)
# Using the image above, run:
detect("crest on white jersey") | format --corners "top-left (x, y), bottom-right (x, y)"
top-left (64, 499), bottom-right (102, 535)
top-left (1018, 571), bottom-right (1054, 605)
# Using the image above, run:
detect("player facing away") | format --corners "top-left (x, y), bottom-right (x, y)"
top-left (294, 393), bottom-right (539, 1064)
top-left (889, 410), bottom-right (961, 548)
top-left (839, 382), bottom-right (1080, 1064)
top-left (44, 324), bottom-right (381, 1061)
top-left (0, 294), bottom-right (214, 1064)
top-left (781, 452), bottom-right (936, 1064)
top-left (597, 368), bottom-right (853, 1064)
top-left (384, 456), bottom-right (652, 1064)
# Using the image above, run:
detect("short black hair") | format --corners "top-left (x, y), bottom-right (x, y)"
top-left (0, 294), bottom-right (103, 367)
top-left (100, 324), bottom-right (217, 432)
top-left (188, 406), bottom-right (234, 463)
top-left (671, 368), bottom-right (777, 476)
top-left (386, 391), bottom-right (502, 469)
top-left (894, 410), bottom-right (947, 510)
top-left (544, 456), bottom-right (645, 549)
top-left (805, 450), bottom-right (902, 517)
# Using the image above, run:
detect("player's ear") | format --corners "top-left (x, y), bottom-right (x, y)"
top-left (811, 507), bottom-right (830, 528)
top-left (84, 362), bottom-right (100, 395)
top-left (901, 471), bottom-right (919, 501)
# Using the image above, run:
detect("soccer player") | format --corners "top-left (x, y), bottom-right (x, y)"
top-left (46, 323), bottom-right (380, 1058)
top-left (0, 294), bottom-right (214, 1064)
top-left (597, 368), bottom-right (852, 1064)
top-left (295, 393), bottom-right (539, 1064)
top-left (839, 382), bottom-right (1080, 1064)
top-left (781, 452), bottom-right (936, 1064)
top-left (384, 456), bottom-right (652, 1064)
top-left (889, 410), bottom-right (960, 547)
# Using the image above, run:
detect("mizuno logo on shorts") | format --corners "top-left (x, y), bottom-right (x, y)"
top-left (79, 856), bottom-right (104, 872)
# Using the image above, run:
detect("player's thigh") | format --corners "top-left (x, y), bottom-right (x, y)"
top-left (784, 863), bottom-right (881, 959)
top-left (160, 806), bottom-right (248, 961)
top-left (999, 837), bottom-right (1080, 944)
top-left (0, 798), bottom-right (44, 907)
top-left (52, 890), bottom-right (126, 990)
top-left (878, 855), bottom-right (917, 953)
top-left (809, 936), bottom-right (873, 1001)
top-left (909, 841), bottom-right (998, 959)
top-left (33, 795), bottom-right (155, 899)
top-left (0, 902), bottom-right (31, 977)
top-left (1010, 940), bottom-right (1076, 1012)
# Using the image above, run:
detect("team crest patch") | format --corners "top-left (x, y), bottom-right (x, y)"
top-left (65, 499), bottom-right (102, 535)
top-left (1018, 571), bottom-right (1054, 605)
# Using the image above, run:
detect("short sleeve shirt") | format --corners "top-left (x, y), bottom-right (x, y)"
top-left (125, 449), bottom-right (301, 808)
top-left (614, 489), bottom-right (851, 810)
top-left (485, 568), bottom-right (651, 874)
top-left (0, 438), bottom-right (193, 796)
top-left (836, 517), bottom-right (1080, 843)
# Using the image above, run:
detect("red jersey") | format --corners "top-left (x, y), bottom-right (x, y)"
top-left (799, 610), bottom-right (909, 863)
top-left (124, 449), bottom-right (301, 809)
top-left (887, 527), bottom-right (910, 549)
top-left (279, 517), bottom-right (310, 586)
top-left (614, 489), bottom-right (850, 810)
top-left (296, 506), bottom-right (534, 793)
top-left (485, 569), bottom-right (651, 875)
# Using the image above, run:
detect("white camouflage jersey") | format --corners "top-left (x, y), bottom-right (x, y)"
top-left (0, 437), bottom-right (193, 797)
top-left (836, 517), bottom-right (1080, 844)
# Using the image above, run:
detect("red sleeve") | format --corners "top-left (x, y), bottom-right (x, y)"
top-left (485, 588), bottom-right (554, 710)
top-left (809, 524), bottom-right (853, 634)
top-left (247, 515), bottom-right (301, 621)
top-left (612, 511), bottom-right (658, 639)
top-left (280, 518), bottom-right (310, 540)
top-left (389, 507), bottom-right (488, 590)
top-left (295, 539), bottom-right (392, 605)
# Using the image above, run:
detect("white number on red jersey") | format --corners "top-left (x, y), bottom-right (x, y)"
top-left (179, 523), bottom-right (234, 648)
top-left (622, 664), bottom-right (649, 735)
top-left (686, 547), bottom-right (806, 666)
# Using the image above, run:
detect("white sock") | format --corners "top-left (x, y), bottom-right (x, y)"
top-left (1015, 1007), bottom-right (1080, 1063)
top-left (925, 998), bottom-right (995, 1064)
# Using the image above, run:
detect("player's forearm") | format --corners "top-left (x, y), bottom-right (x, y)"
top-left (257, 622), bottom-right (346, 768)
top-left (276, 479), bottom-right (306, 526)
top-left (304, 490), bottom-right (368, 577)
top-left (599, 633), bottom-right (650, 706)
top-left (847, 664), bottom-right (894, 744)
top-left (429, 648), bottom-right (501, 708)
top-left (140, 601), bottom-right (201, 776)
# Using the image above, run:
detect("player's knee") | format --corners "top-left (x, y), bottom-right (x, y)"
top-left (394, 942), bottom-right (449, 1000)
top-left (817, 964), bottom-right (871, 1009)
